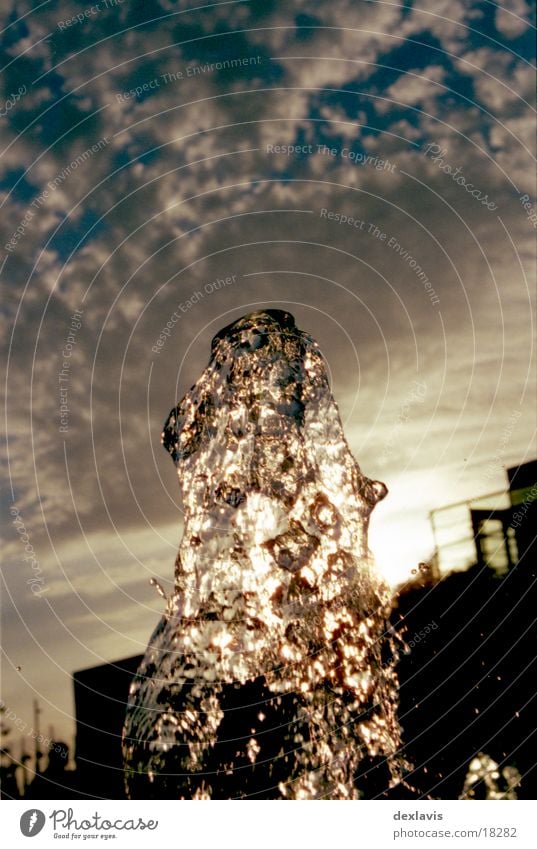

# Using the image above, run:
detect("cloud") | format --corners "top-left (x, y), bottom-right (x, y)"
top-left (495, 0), bottom-right (533, 39)
top-left (377, 65), bottom-right (446, 113)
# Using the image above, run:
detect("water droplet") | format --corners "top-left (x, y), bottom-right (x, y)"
top-left (150, 578), bottom-right (167, 601)
top-left (16, 666), bottom-right (21, 672)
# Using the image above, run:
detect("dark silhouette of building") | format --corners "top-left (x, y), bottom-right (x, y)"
top-left (507, 460), bottom-right (537, 565)
top-left (431, 461), bottom-right (537, 575)
top-left (73, 655), bottom-right (143, 799)
top-left (393, 461), bottom-right (536, 799)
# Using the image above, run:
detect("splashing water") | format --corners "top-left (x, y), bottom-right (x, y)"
top-left (460, 753), bottom-right (521, 800)
top-left (123, 310), bottom-right (409, 799)
top-left (149, 577), bottom-right (168, 601)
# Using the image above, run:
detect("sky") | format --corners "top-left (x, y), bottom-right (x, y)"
top-left (1, 0), bottom-right (536, 760)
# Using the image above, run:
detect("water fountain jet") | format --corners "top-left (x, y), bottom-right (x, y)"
top-left (123, 310), bottom-right (408, 799)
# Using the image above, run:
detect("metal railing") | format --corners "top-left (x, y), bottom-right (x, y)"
top-left (429, 489), bottom-right (514, 575)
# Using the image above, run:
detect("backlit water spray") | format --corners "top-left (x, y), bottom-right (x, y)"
top-left (123, 310), bottom-right (410, 799)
